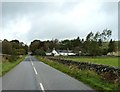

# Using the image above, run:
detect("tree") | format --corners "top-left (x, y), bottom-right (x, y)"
top-left (0, 40), bottom-right (2, 54)
top-left (10, 40), bottom-right (28, 55)
top-left (84, 29), bottom-right (113, 56)
top-left (118, 41), bottom-right (120, 51)
top-left (89, 41), bottom-right (101, 56)
top-left (35, 49), bottom-right (45, 56)
top-left (10, 40), bottom-right (20, 49)
top-left (2, 39), bottom-right (12, 55)
top-left (100, 29), bottom-right (112, 42)
top-left (14, 49), bottom-right (26, 55)
top-left (81, 39), bottom-right (84, 43)
top-left (22, 44), bottom-right (28, 54)
top-left (98, 39), bottom-right (102, 46)
top-left (73, 37), bottom-right (82, 53)
top-left (86, 32), bottom-right (94, 41)
top-left (61, 39), bottom-right (71, 50)
top-left (30, 40), bottom-right (41, 54)
top-left (94, 31), bottom-right (100, 41)
top-left (11, 40), bottom-right (19, 44)
top-left (108, 39), bottom-right (116, 52)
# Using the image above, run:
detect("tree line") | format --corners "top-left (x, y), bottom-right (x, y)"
top-left (2, 39), bottom-right (28, 55)
top-left (1, 29), bottom-right (119, 57)
top-left (1, 39), bottom-right (28, 62)
top-left (29, 29), bottom-right (119, 56)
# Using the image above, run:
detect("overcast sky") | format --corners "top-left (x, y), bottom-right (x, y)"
top-left (1, 0), bottom-right (119, 45)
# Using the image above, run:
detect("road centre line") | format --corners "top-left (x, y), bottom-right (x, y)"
top-left (40, 83), bottom-right (45, 92)
top-left (30, 57), bottom-right (45, 91)
top-left (30, 58), bottom-right (37, 75)
top-left (33, 67), bottom-right (38, 75)
top-left (30, 58), bottom-right (34, 66)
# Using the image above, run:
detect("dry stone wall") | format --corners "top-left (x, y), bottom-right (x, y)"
top-left (47, 57), bottom-right (120, 82)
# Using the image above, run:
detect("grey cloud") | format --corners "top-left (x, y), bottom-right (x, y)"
top-left (100, 2), bottom-right (118, 13)
top-left (1, 1), bottom-right (119, 44)
top-left (2, 2), bottom-right (78, 17)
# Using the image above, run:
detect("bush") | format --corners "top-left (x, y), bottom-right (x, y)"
top-left (8, 55), bottom-right (19, 62)
top-left (35, 49), bottom-right (46, 56)
top-left (13, 48), bottom-right (26, 55)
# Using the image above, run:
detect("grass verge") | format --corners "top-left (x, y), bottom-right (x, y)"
top-left (0, 55), bottom-right (26, 77)
top-left (0, 61), bottom-right (1, 77)
top-left (36, 56), bottom-right (119, 92)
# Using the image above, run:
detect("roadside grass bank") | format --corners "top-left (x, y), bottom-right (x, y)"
top-left (0, 62), bottom-right (1, 77)
top-left (63, 56), bottom-right (119, 68)
top-left (0, 55), bottom-right (26, 76)
top-left (36, 56), bottom-right (120, 92)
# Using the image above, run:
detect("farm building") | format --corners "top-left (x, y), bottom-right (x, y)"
top-left (46, 48), bottom-right (76, 56)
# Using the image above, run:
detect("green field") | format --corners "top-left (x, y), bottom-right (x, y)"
top-left (0, 55), bottom-right (26, 76)
top-left (66, 57), bottom-right (119, 68)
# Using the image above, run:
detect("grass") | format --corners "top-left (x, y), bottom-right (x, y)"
top-left (36, 56), bottom-right (120, 91)
top-left (65, 56), bottom-right (119, 68)
top-left (0, 55), bottom-right (26, 76)
top-left (0, 61), bottom-right (1, 77)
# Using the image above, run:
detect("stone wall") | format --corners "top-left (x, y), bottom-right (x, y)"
top-left (47, 57), bottom-right (120, 82)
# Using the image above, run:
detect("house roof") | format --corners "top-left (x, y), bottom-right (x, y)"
top-left (57, 50), bottom-right (66, 53)
top-left (46, 49), bottom-right (52, 53)
top-left (46, 49), bottom-right (74, 53)
top-left (56, 50), bottom-right (73, 53)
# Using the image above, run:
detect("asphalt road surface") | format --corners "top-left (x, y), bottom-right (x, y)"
top-left (1, 55), bottom-right (94, 92)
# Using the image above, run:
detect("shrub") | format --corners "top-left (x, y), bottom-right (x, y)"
top-left (35, 49), bottom-right (46, 56)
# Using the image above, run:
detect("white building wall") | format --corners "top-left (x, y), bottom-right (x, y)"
top-left (68, 53), bottom-right (76, 56)
top-left (52, 50), bottom-right (60, 56)
top-left (46, 53), bottom-right (52, 56)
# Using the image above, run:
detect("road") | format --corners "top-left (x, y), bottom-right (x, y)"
top-left (1, 55), bottom-right (94, 92)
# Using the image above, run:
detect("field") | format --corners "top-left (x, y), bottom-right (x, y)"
top-left (65, 56), bottom-right (119, 68)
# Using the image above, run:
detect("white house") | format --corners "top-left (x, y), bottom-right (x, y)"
top-left (68, 52), bottom-right (76, 56)
top-left (45, 49), bottom-right (52, 56)
top-left (57, 50), bottom-right (68, 56)
top-left (46, 52), bottom-right (52, 56)
top-left (52, 49), bottom-right (60, 56)
top-left (46, 48), bottom-right (76, 56)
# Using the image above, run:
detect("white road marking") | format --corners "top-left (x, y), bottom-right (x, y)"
top-left (30, 58), bottom-right (37, 75)
top-left (40, 83), bottom-right (45, 92)
top-left (33, 67), bottom-right (38, 75)
top-left (30, 57), bottom-right (45, 91)
top-left (30, 58), bottom-right (34, 66)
